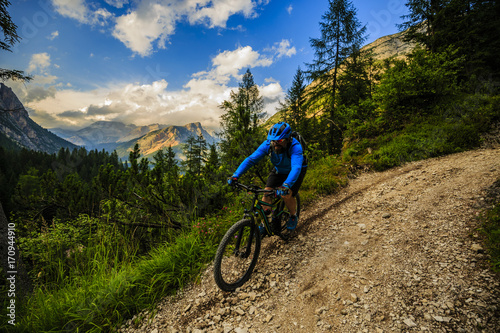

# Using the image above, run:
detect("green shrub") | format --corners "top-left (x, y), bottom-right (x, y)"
top-left (366, 119), bottom-right (482, 171)
top-left (479, 200), bottom-right (500, 271)
top-left (301, 155), bottom-right (348, 202)
top-left (373, 47), bottom-right (465, 127)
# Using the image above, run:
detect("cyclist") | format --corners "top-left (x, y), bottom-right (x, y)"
top-left (228, 122), bottom-right (307, 234)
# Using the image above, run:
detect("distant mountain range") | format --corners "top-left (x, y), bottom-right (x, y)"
top-left (49, 121), bottom-right (170, 151)
top-left (51, 121), bottom-right (218, 160)
top-left (0, 82), bottom-right (218, 161)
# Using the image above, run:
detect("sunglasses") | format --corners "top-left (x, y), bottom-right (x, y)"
top-left (272, 139), bottom-right (286, 144)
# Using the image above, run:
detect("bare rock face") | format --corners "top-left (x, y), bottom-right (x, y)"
top-left (362, 29), bottom-right (417, 61)
top-left (0, 83), bottom-right (77, 153)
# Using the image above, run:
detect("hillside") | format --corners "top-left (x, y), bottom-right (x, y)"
top-left (361, 28), bottom-right (416, 61)
top-left (121, 147), bottom-right (500, 333)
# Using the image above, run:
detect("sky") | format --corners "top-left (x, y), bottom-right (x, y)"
top-left (3, 0), bottom-right (409, 131)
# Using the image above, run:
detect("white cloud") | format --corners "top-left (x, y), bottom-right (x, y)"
top-left (260, 82), bottom-right (282, 98)
top-left (112, 0), bottom-right (265, 56)
top-left (112, 2), bottom-right (178, 56)
top-left (52, 0), bottom-right (87, 22)
top-left (105, 0), bottom-right (128, 8)
top-left (287, 4), bottom-right (293, 15)
top-left (50, 0), bottom-right (268, 56)
top-left (211, 46), bottom-right (273, 79)
top-left (28, 53), bottom-right (51, 73)
top-left (268, 39), bottom-right (296, 59)
top-left (52, 0), bottom-right (112, 25)
top-left (48, 31), bottom-right (59, 40)
top-left (188, 0), bottom-right (257, 28)
top-left (25, 53), bottom-right (59, 86)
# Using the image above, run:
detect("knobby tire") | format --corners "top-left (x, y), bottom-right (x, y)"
top-left (213, 219), bottom-right (261, 292)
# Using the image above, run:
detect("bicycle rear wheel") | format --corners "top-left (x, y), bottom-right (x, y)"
top-left (213, 219), bottom-right (261, 292)
top-left (274, 193), bottom-right (301, 234)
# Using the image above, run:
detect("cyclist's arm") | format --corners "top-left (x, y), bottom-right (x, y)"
top-left (283, 140), bottom-right (304, 188)
top-left (232, 141), bottom-right (270, 178)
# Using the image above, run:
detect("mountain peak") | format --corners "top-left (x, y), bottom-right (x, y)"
top-left (184, 122), bottom-right (202, 129)
top-left (0, 83), bottom-right (26, 114)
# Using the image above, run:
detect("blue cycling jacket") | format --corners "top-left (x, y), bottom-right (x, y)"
top-left (233, 138), bottom-right (304, 187)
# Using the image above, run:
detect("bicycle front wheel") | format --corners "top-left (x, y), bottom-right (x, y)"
top-left (213, 219), bottom-right (261, 292)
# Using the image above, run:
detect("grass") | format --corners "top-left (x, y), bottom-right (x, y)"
top-left (478, 180), bottom-right (500, 272)
top-left (342, 94), bottom-right (499, 172)
top-left (8, 231), bottom-right (215, 332)
top-left (367, 120), bottom-right (480, 170)
top-left (300, 154), bottom-right (349, 204)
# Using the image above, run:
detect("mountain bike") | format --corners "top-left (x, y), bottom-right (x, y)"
top-left (213, 181), bottom-right (301, 292)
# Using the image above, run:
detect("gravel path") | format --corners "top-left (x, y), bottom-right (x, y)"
top-left (120, 147), bottom-right (500, 333)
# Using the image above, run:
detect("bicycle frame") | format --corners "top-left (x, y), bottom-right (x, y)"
top-left (235, 182), bottom-right (289, 239)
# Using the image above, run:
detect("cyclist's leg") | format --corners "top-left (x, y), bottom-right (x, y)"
top-left (262, 186), bottom-right (274, 206)
top-left (284, 166), bottom-right (307, 218)
top-left (282, 191), bottom-right (296, 215)
top-left (262, 169), bottom-right (286, 205)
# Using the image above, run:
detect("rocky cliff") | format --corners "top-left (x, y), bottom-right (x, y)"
top-left (361, 29), bottom-right (416, 60)
top-left (0, 83), bottom-right (77, 153)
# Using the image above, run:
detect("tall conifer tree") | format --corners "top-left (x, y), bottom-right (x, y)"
top-left (182, 134), bottom-right (207, 176)
top-left (219, 69), bottom-right (266, 169)
top-left (286, 67), bottom-right (308, 136)
top-left (307, 0), bottom-right (366, 153)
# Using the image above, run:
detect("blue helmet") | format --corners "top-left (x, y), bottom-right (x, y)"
top-left (267, 122), bottom-right (291, 141)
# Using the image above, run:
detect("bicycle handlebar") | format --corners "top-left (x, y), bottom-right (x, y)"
top-left (231, 181), bottom-right (275, 195)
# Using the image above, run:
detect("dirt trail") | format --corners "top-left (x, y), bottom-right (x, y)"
top-left (120, 148), bottom-right (500, 333)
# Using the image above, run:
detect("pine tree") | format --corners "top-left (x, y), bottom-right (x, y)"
top-left (204, 143), bottom-right (221, 182)
top-left (182, 134), bottom-right (207, 176)
top-left (337, 47), bottom-right (377, 114)
top-left (306, 0), bottom-right (366, 153)
top-left (0, 0), bottom-right (32, 82)
top-left (129, 144), bottom-right (141, 176)
top-left (152, 149), bottom-right (166, 184)
top-left (399, 0), bottom-right (448, 52)
top-left (399, 0), bottom-right (500, 81)
top-left (286, 67), bottom-right (308, 136)
top-left (470, 0), bottom-right (500, 80)
top-left (219, 69), bottom-right (266, 168)
top-left (165, 146), bottom-right (179, 180)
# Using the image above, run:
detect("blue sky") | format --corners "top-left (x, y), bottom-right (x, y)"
top-left (3, 0), bottom-right (408, 131)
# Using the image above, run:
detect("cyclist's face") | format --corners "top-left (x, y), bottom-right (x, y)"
top-left (271, 139), bottom-right (287, 153)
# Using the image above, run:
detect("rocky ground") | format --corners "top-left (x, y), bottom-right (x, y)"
top-left (119, 147), bottom-right (500, 333)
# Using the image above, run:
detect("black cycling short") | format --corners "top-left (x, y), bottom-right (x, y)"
top-left (265, 166), bottom-right (307, 197)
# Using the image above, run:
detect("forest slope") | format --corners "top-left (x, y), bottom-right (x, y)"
top-left (121, 147), bottom-right (500, 333)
